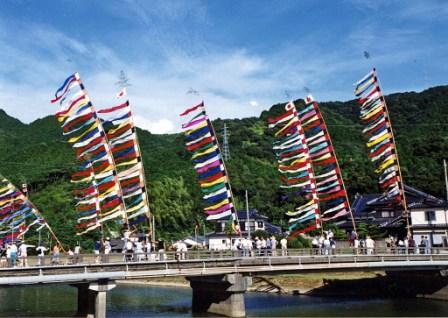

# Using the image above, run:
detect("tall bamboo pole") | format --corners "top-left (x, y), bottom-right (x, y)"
top-left (207, 114), bottom-right (242, 238)
top-left (373, 68), bottom-right (411, 234)
top-left (309, 100), bottom-right (357, 233)
top-left (75, 73), bottom-right (129, 227)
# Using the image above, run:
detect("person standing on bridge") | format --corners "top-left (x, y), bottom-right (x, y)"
top-left (51, 245), bottom-right (60, 265)
top-left (94, 239), bottom-right (101, 264)
top-left (280, 237), bottom-right (287, 256)
top-left (18, 242), bottom-right (30, 267)
top-left (104, 238), bottom-right (111, 263)
top-left (10, 242), bottom-right (18, 268)
top-left (365, 236), bottom-right (375, 255)
top-left (145, 240), bottom-right (152, 260)
top-left (157, 239), bottom-right (166, 261)
top-left (271, 236), bottom-right (277, 256)
top-left (36, 243), bottom-right (48, 266)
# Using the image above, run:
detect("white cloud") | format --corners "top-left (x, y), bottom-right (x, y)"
top-left (134, 116), bottom-right (174, 134)
top-left (249, 101), bottom-right (258, 107)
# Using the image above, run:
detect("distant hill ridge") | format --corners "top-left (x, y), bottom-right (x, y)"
top-left (0, 85), bottom-right (447, 245)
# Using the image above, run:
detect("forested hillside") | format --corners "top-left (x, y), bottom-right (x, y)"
top-left (0, 85), bottom-right (447, 248)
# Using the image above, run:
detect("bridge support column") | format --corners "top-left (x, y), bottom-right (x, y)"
top-left (187, 274), bottom-right (252, 317)
top-left (72, 280), bottom-right (116, 318)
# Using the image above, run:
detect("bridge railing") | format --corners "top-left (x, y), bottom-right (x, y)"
top-left (2, 246), bottom-right (448, 269)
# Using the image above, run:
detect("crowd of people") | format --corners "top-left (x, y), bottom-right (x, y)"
top-left (0, 241), bottom-right (63, 268)
top-left (0, 230), bottom-right (439, 268)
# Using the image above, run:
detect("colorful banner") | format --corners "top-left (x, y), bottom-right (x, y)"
top-left (97, 100), bottom-right (150, 223)
top-left (269, 101), bottom-right (321, 237)
top-left (354, 69), bottom-right (405, 207)
top-left (180, 102), bottom-right (237, 224)
top-left (298, 95), bottom-right (353, 223)
top-left (0, 176), bottom-right (47, 242)
top-left (51, 73), bottom-right (126, 234)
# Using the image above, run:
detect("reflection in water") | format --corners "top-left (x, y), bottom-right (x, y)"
top-left (0, 284), bottom-right (447, 317)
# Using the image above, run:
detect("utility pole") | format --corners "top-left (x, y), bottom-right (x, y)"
top-left (222, 123), bottom-right (230, 161)
top-left (245, 190), bottom-right (251, 240)
top-left (443, 159), bottom-right (448, 246)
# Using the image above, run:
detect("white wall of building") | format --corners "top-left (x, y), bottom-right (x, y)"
top-left (410, 208), bottom-right (448, 226)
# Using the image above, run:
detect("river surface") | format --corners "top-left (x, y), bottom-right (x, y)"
top-left (0, 284), bottom-right (447, 317)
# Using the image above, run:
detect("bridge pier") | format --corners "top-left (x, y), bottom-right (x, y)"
top-left (187, 274), bottom-right (252, 317)
top-left (72, 280), bottom-right (116, 318)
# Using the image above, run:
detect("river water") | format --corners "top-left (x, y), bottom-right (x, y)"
top-left (0, 284), bottom-right (447, 317)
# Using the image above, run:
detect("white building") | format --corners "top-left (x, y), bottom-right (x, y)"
top-left (206, 209), bottom-right (283, 251)
top-left (409, 196), bottom-right (448, 247)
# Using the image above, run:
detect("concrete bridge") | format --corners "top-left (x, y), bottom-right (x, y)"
top-left (2, 248), bottom-right (448, 317)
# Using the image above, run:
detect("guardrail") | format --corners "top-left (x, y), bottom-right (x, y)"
top-left (2, 247), bottom-right (448, 269)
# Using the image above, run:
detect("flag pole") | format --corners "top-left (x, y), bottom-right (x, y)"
top-left (245, 190), bottom-right (251, 240)
top-left (75, 73), bottom-right (129, 228)
top-left (443, 159), bottom-right (448, 244)
top-left (309, 100), bottom-right (357, 233)
top-left (373, 68), bottom-right (411, 235)
top-left (206, 112), bottom-right (242, 238)
top-left (125, 101), bottom-right (153, 237)
top-left (293, 102), bottom-right (323, 236)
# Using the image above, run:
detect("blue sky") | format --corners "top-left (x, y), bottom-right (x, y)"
top-left (0, 0), bottom-right (447, 133)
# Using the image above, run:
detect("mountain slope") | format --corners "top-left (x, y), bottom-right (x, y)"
top-left (0, 85), bottom-right (446, 247)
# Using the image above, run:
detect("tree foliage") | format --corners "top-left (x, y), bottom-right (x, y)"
top-left (0, 86), bottom-right (446, 246)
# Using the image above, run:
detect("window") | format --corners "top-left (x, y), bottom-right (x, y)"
top-left (215, 223), bottom-right (223, 232)
top-left (257, 221), bottom-right (264, 229)
top-left (240, 222), bottom-right (246, 231)
top-left (425, 211), bottom-right (436, 222)
top-left (381, 211), bottom-right (393, 218)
